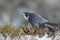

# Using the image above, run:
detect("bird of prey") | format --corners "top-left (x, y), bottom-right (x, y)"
top-left (22, 12), bottom-right (57, 37)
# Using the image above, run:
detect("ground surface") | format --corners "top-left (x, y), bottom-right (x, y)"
top-left (0, 25), bottom-right (60, 40)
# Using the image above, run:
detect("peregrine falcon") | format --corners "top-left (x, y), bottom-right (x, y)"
top-left (23, 12), bottom-right (56, 37)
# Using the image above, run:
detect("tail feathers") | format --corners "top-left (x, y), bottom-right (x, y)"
top-left (48, 27), bottom-right (55, 32)
top-left (44, 24), bottom-right (56, 37)
top-left (45, 22), bottom-right (58, 26)
top-left (44, 24), bottom-right (55, 32)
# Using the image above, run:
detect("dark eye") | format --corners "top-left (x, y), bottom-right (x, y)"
top-left (25, 13), bottom-right (28, 17)
top-left (23, 12), bottom-right (29, 17)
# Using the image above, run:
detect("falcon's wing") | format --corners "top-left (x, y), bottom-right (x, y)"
top-left (45, 22), bottom-right (58, 27)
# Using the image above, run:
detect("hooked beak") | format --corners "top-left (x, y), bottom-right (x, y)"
top-left (22, 13), bottom-right (29, 20)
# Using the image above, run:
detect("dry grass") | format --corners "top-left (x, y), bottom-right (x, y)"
top-left (0, 25), bottom-right (53, 38)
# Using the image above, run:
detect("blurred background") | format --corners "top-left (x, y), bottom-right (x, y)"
top-left (0, 0), bottom-right (60, 27)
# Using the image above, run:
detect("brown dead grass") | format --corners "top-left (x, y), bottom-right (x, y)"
top-left (0, 25), bottom-right (49, 38)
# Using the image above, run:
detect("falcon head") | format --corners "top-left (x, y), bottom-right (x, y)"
top-left (23, 12), bottom-right (31, 20)
top-left (23, 12), bottom-right (34, 33)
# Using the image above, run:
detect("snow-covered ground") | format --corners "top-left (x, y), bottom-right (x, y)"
top-left (0, 33), bottom-right (60, 40)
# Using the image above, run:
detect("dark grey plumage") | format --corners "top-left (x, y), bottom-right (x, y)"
top-left (23, 12), bottom-right (57, 37)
